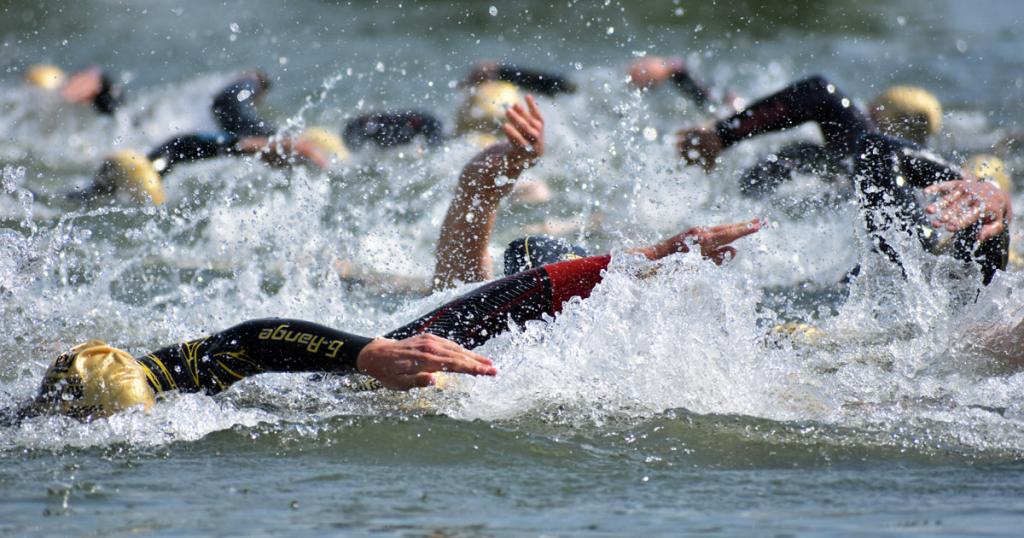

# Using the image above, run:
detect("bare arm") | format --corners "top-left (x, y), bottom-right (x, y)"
top-left (433, 95), bottom-right (545, 290)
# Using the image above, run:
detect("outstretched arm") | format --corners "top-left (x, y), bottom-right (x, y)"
top-left (433, 95), bottom-right (545, 290)
top-left (628, 56), bottom-right (742, 112)
top-left (237, 136), bottom-right (329, 169)
top-left (676, 75), bottom-right (875, 170)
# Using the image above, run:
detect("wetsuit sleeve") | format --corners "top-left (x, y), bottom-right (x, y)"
top-left (892, 143), bottom-right (962, 188)
top-left (146, 132), bottom-right (239, 175)
top-left (386, 255), bottom-right (611, 349)
top-left (211, 76), bottom-right (276, 137)
top-left (342, 111), bottom-right (445, 148)
top-left (670, 68), bottom-right (713, 107)
top-left (495, 64), bottom-right (577, 96)
top-left (739, 142), bottom-right (846, 196)
top-left (715, 75), bottom-right (875, 157)
top-left (135, 318), bottom-right (373, 395)
top-left (92, 71), bottom-right (124, 115)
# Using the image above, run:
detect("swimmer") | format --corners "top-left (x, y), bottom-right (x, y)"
top-left (341, 60), bottom-right (574, 152)
top-left (9, 219), bottom-right (759, 422)
top-left (85, 72), bottom-right (343, 204)
top-left (24, 63), bottom-right (125, 115)
top-left (627, 55), bottom-right (744, 113)
top-left (676, 75), bottom-right (943, 195)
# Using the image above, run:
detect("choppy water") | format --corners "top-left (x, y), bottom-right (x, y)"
top-left (3, 0), bottom-right (1024, 535)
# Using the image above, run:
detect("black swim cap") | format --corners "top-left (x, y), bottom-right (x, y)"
top-left (503, 236), bottom-right (588, 276)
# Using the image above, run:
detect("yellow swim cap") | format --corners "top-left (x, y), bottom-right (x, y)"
top-left (35, 340), bottom-right (155, 419)
top-left (965, 154), bottom-right (1012, 193)
top-left (96, 150), bottom-right (165, 205)
top-left (869, 86), bottom-right (943, 144)
top-left (300, 126), bottom-right (350, 163)
top-left (769, 322), bottom-right (824, 346)
top-left (25, 64), bottom-right (66, 90)
top-left (455, 80), bottom-right (521, 136)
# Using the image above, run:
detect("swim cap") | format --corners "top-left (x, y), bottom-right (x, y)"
top-left (34, 340), bottom-right (155, 419)
top-left (768, 322), bottom-right (824, 346)
top-left (25, 64), bottom-right (66, 90)
top-left (504, 235), bottom-right (588, 276)
top-left (965, 154), bottom-right (1012, 193)
top-left (95, 150), bottom-right (165, 205)
top-left (869, 86), bottom-right (942, 144)
top-left (455, 80), bottom-right (521, 136)
top-left (300, 126), bottom-right (351, 163)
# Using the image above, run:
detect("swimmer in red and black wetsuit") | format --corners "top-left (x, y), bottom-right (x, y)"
top-left (11, 218), bottom-right (759, 422)
top-left (676, 76), bottom-right (1012, 284)
top-left (25, 63), bottom-right (125, 115)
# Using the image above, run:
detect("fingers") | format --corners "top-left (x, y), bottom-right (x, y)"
top-left (702, 219), bottom-right (762, 249)
top-left (709, 246), bottom-right (737, 266)
top-left (502, 122), bottom-right (530, 148)
top-left (410, 334), bottom-right (498, 376)
top-left (924, 181), bottom-right (964, 196)
top-left (980, 221), bottom-right (1006, 243)
top-left (524, 94), bottom-right (543, 125)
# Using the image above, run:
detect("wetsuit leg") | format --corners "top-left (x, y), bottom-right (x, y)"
top-left (342, 111), bottom-right (445, 148)
top-left (146, 132), bottom-right (238, 175)
top-left (716, 75), bottom-right (876, 157)
top-left (211, 75), bottom-right (276, 138)
top-left (386, 255), bottom-right (612, 348)
top-left (495, 64), bottom-right (577, 95)
top-left (135, 319), bottom-right (373, 395)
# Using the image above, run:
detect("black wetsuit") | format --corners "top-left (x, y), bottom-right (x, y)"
top-left (343, 111), bottom-right (445, 149)
top-left (134, 255), bottom-right (611, 396)
top-left (143, 75), bottom-right (276, 176)
top-left (93, 70), bottom-right (125, 115)
top-left (211, 74), bottom-right (276, 138)
top-left (487, 64), bottom-right (576, 96)
top-left (714, 75), bottom-right (876, 195)
top-left (853, 134), bottom-right (1007, 284)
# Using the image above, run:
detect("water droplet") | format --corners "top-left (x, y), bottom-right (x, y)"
top-left (642, 127), bottom-right (658, 141)
top-left (896, 16), bottom-right (907, 26)
top-left (956, 39), bottom-right (968, 53)
top-left (229, 22), bottom-right (240, 33)
top-left (375, 62), bottom-right (385, 73)
top-left (606, 26), bottom-right (614, 35)
top-left (488, 5), bottom-right (497, 16)
top-left (236, 89), bottom-right (252, 102)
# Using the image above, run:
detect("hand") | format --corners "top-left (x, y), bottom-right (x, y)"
top-left (642, 218), bottom-right (762, 264)
top-left (925, 179), bottom-right (1011, 242)
top-left (502, 94), bottom-right (545, 170)
top-left (675, 124), bottom-right (723, 171)
top-left (628, 56), bottom-right (683, 88)
top-left (356, 333), bottom-right (497, 390)
top-left (240, 136), bottom-right (329, 169)
top-left (60, 67), bottom-right (104, 103)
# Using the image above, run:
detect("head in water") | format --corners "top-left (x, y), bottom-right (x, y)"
top-left (504, 236), bottom-right (588, 276)
top-left (300, 126), bottom-right (351, 164)
top-left (25, 64), bottom-right (67, 90)
top-left (455, 80), bottom-right (521, 144)
top-left (869, 86), bottom-right (942, 144)
top-left (95, 150), bottom-right (165, 205)
top-left (966, 154), bottom-right (1012, 193)
top-left (31, 340), bottom-right (155, 420)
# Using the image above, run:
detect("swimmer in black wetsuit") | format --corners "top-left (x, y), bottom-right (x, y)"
top-left (627, 55), bottom-right (744, 114)
top-left (340, 61), bottom-right (576, 151)
top-left (12, 219), bottom-right (759, 422)
top-left (676, 77), bottom-right (1012, 284)
top-left (676, 75), bottom-right (943, 195)
top-left (25, 64), bottom-right (125, 115)
top-left (85, 71), bottom-right (344, 204)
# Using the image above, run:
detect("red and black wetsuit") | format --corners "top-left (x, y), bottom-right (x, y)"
top-left (134, 255), bottom-right (612, 395)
